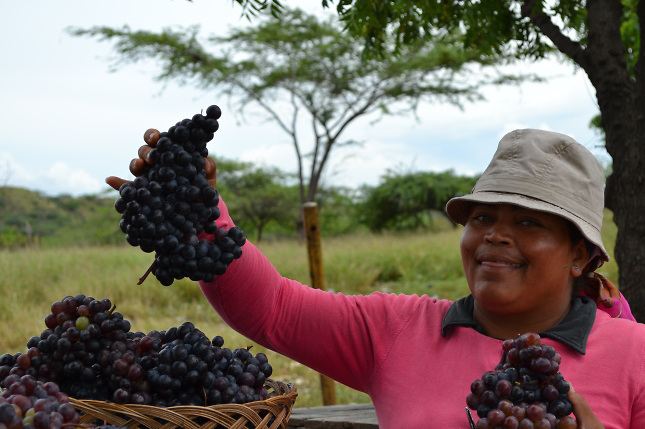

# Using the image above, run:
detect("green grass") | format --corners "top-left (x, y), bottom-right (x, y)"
top-left (0, 210), bottom-right (618, 407)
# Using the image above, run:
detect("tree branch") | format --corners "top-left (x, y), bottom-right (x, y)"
top-left (520, 0), bottom-right (590, 71)
top-left (329, 84), bottom-right (382, 143)
top-left (288, 91), bottom-right (307, 205)
top-left (228, 76), bottom-right (293, 135)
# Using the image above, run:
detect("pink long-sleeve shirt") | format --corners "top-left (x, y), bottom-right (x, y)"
top-left (199, 202), bottom-right (645, 428)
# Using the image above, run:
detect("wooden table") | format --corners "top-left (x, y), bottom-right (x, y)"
top-left (287, 403), bottom-right (378, 428)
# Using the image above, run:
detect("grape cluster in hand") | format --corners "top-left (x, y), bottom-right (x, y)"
top-left (115, 104), bottom-right (246, 286)
top-left (0, 295), bottom-right (275, 409)
top-left (0, 374), bottom-right (81, 429)
top-left (466, 332), bottom-right (576, 429)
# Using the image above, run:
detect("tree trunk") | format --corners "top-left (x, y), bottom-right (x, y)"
top-left (602, 83), bottom-right (645, 321)
top-left (606, 126), bottom-right (645, 322)
top-left (581, 0), bottom-right (645, 321)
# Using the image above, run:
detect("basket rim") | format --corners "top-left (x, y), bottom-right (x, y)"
top-left (68, 378), bottom-right (298, 429)
top-left (69, 380), bottom-right (297, 410)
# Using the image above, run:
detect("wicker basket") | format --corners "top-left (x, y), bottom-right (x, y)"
top-left (69, 379), bottom-right (297, 429)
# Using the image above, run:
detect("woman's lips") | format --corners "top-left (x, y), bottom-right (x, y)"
top-left (479, 260), bottom-right (523, 269)
top-left (476, 253), bottom-right (524, 269)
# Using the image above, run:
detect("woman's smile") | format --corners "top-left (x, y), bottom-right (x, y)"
top-left (476, 253), bottom-right (524, 270)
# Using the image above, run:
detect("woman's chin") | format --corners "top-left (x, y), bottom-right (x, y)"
top-left (472, 287), bottom-right (522, 314)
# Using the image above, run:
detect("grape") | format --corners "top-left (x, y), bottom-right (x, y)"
top-left (466, 332), bottom-right (575, 428)
top-left (115, 105), bottom-right (246, 286)
top-left (503, 415), bottom-right (519, 429)
top-left (75, 316), bottom-right (90, 331)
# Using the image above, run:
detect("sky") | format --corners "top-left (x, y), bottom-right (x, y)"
top-left (0, 1), bottom-right (607, 198)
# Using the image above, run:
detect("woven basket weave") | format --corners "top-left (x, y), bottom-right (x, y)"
top-left (69, 379), bottom-right (297, 429)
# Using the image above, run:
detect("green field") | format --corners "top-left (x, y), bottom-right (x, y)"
top-left (0, 211), bottom-right (619, 407)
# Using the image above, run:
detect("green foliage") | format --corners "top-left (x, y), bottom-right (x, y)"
top-left (214, 157), bottom-right (301, 241)
top-left (315, 1), bottom-right (548, 58)
top-left (1, 156), bottom-right (483, 246)
top-left (620, 0), bottom-right (640, 77)
top-left (0, 187), bottom-right (122, 248)
top-left (315, 186), bottom-right (366, 236)
top-left (0, 227), bottom-right (30, 249)
top-left (359, 170), bottom-right (477, 232)
top-left (320, 0), bottom-right (611, 60)
top-left (231, 0), bottom-right (284, 19)
top-left (214, 157), bottom-right (365, 238)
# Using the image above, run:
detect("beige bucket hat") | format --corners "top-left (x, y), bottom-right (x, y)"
top-left (445, 129), bottom-right (609, 268)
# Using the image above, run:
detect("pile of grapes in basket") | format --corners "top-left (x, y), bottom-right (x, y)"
top-left (467, 332), bottom-right (576, 429)
top-left (115, 104), bottom-right (246, 286)
top-left (0, 294), bottom-right (276, 418)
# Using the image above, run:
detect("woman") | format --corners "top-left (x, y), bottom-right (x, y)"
top-left (109, 128), bottom-right (643, 428)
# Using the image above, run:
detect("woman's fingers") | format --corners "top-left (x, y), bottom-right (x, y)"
top-left (107, 129), bottom-right (163, 192)
top-left (143, 128), bottom-right (160, 147)
top-left (568, 384), bottom-right (605, 428)
top-left (204, 156), bottom-right (217, 187)
top-left (129, 158), bottom-right (148, 176)
top-left (138, 145), bottom-right (154, 165)
top-left (110, 127), bottom-right (216, 192)
top-left (106, 176), bottom-right (129, 191)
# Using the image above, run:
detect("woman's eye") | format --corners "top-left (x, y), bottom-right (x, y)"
top-left (519, 219), bottom-right (540, 227)
top-left (471, 214), bottom-right (491, 223)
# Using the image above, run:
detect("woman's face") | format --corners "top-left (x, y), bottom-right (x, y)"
top-left (460, 203), bottom-right (588, 316)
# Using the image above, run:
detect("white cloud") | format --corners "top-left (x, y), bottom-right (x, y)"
top-left (239, 142), bottom-right (298, 172)
top-left (46, 162), bottom-right (105, 195)
top-left (0, 153), bottom-right (103, 196)
top-left (0, 152), bottom-right (38, 184)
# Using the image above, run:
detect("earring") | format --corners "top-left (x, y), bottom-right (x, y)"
top-left (572, 265), bottom-right (580, 271)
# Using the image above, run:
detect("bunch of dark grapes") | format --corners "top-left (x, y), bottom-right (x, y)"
top-left (142, 322), bottom-right (272, 407)
top-left (114, 104), bottom-right (246, 286)
top-left (0, 374), bottom-right (81, 429)
top-left (467, 332), bottom-right (576, 429)
top-left (1, 297), bottom-right (275, 410)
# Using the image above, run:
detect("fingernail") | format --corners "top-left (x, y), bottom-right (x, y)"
top-left (568, 382), bottom-right (575, 393)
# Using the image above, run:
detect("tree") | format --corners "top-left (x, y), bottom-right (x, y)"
top-left (360, 170), bottom-right (477, 232)
top-left (315, 185), bottom-right (366, 236)
top-left (214, 158), bottom-right (300, 241)
top-left (69, 7), bottom-right (529, 232)
top-left (272, 0), bottom-right (645, 321)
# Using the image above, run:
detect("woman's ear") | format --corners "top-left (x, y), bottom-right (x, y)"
top-left (570, 240), bottom-right (590, 278)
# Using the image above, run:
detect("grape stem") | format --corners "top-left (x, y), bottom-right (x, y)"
top-left (138, 260), bottom-right (158, 285)
top-left (466, 407), bottom-right (476, 429)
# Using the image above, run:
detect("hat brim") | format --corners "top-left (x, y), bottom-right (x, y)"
top-left (445, 192), bottom-right (609, 265)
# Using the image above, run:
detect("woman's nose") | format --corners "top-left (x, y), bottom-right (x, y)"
top-left (484, 223), bottom-right (513, 245)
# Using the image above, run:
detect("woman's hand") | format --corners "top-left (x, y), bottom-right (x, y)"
top-left (105, 128), bottom-right (217, 191)
top-left (568, 384), bottom-right (604, 428)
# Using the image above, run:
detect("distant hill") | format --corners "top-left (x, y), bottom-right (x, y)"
top-left (0, 187), bottom-right (124, 248)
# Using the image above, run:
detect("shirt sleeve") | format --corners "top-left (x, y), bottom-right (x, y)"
top-left (198, 200), bottom-right (426, 392)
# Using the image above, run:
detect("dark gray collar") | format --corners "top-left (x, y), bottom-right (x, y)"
top-left (440, 295), bottom-right (596, 354)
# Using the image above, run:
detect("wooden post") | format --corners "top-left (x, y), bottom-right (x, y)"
top-left (302, 202), bottom-right (337, 406)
